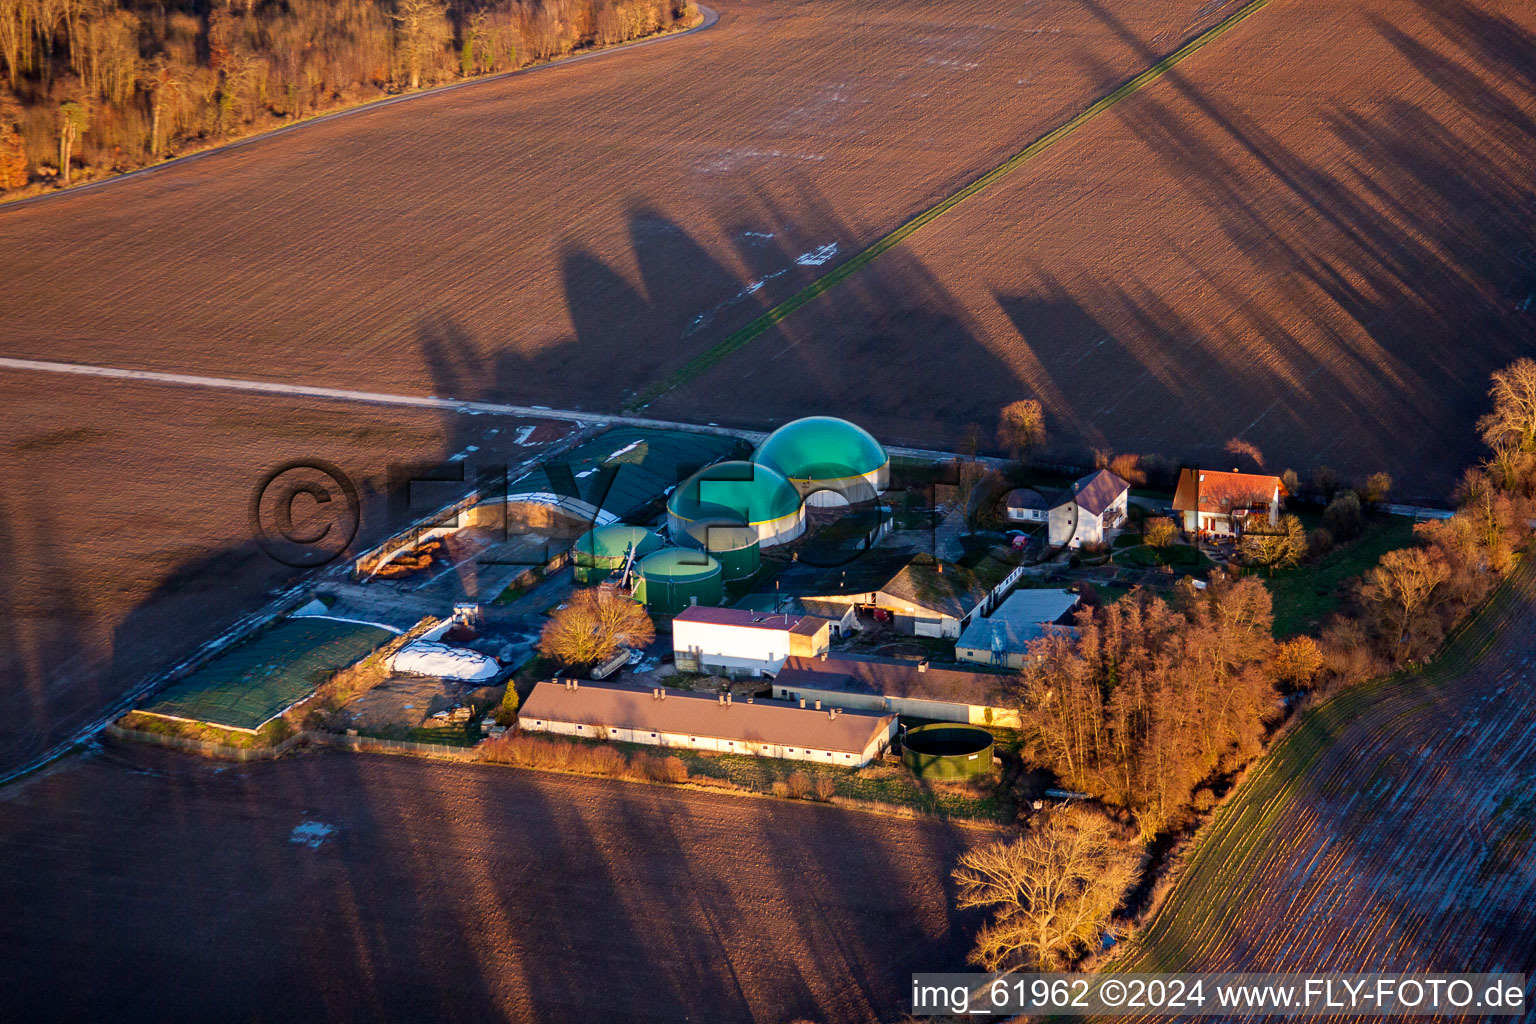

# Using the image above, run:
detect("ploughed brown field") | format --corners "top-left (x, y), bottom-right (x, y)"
top-left (0, 0), bottom-right (1240, 772)
top-left (0, 746), bottom-right (981, 1024)
top-left (0, 370), bottom-right (572, 773)
top-left (2, 0), bottom-right (1241, 413)
top-left (1117, 560), bottom-right (1536, 1011)
top-left (650, 0), bottom-right (1536, 494)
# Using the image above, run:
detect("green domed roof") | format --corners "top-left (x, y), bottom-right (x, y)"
top-left (636, 547), bottom-right (721, 581)
top-left (573, 524), bottom-right (662, 563)
top-left (667, 460), bottom-right (802, 526)
top-left (754, 417), bottom-right (887, 481)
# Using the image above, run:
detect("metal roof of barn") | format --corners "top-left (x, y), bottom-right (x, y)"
top-left (774, 653), bottom-right (1010, 708)
top-left (955, 590), bottom-right (1081, 654)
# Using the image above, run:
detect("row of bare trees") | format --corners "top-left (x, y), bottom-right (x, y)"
top-left (0, 0), bottom-right (693, 189)
top-left (1019, 574), bottom-right (1278, 841)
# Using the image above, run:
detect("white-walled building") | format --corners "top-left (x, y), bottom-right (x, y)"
top-left (1173, 467), bottom-right (1286, 537)
top-left (1048, 469), bottom-right (1131, 548)
top-left (519, 679), bottom-right (896, 767)
top-left (671, 606), bottom-right (831, 677)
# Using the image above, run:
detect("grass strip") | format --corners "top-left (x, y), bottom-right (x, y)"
top-left (628, 0), bottom-right (1274, 409)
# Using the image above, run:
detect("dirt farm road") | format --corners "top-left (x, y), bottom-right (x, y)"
top-left (0, 745), bottom-right (982, 1024)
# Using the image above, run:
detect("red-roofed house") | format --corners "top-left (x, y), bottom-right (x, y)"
top-left (672, 606), bottom-right (831, 677)
top-left (1048, 469), bottom-right (1131, 548)
top-left (1173, 468), bottom-right (1286, 537)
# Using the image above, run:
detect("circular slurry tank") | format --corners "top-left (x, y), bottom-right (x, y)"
top-left (901, 723), bottom-right (995, 780)
top-left (632, 547), bottom-right (724, 617)
top-left (667, 460), bottom-right (805, 547)
top-left (676, 518), bottom-right (761, 582)
top-left (571, 524), bottom-right (663, 584)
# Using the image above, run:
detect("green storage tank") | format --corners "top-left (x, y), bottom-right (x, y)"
top-left (676, 518), bottom-right (761, 582)
top-left (901, 723), bottom-right (995, 781)
top-left (753, 416), bottom-right (889, 507)
top-left (571, 524), bottom-right (663, 584)
top-left (667, 460), bottom-right (805, 547)
top-left (632, 547), bottom-right (724, 617)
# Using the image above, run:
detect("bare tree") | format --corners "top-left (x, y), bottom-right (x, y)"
top-left (392, 0), bottom-right (450, 90)
top-left (1360, 546), bottom-right (1451, 650)
top-left (997, 399), bottom-right (1047, 464)
top-left (1478, 357), bottom-right (1536, 456)
top-left (1144, 517), bottom-right (1177, 548)
top-left (539, 585), bottom-right (655, 668)
top-left (56, 96), bottom-right (86, 184)
top-left (1240, 513), bottom-right (1307, 569)
top-left (1224, 438), bottom-right (1265, 470)
top-left (953, 809), bottom-right (1136, 971)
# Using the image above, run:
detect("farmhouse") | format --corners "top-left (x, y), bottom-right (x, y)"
top-left (789, 556), bottom-right (991, 638)
top-left (772, 653), bottom-right (1020, 729)
top-left (672, 606), bottom-right (831, 677)
top-left (1047, 469), bottom-right (1130, 548)
top-left (519, 679), bottom-right (896, 766)
top-left (1173, 468), bottom-right (1286, 537)
top-left (954, 589), bottom-right (1081, 669)
top-left (1002, 488), bottom-right (1048, 524)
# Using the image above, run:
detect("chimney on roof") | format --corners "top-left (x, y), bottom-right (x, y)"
top-left (918, 660), bottom-right (929, 673)
top-left (820, 652), bottom-right (828, 661)
top-left (725, 692), bottom-right (732, 705)
top-left (718, 693), bottom-right (725, 705)
top-left (814, 699), bottom-right (822, 711)
top-left (829, 708), bottom-right (836, 719)
top-left (659, 688), bottom-right (666, 700)
top-left (799, 698), bottom-right (806, 708)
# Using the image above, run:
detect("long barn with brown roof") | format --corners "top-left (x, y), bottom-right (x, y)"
top-left (519, 679), bottom-right (897, 766)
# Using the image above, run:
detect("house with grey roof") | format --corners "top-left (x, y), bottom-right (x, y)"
top-left (1002, 488), bottom-right (1048, 524)
top-left (1048, 468), bottom-right (1130, 549)
top-left (954, 589), bottom-right (1081, 669)
top-left (519, 679), bottom-right (896, 766)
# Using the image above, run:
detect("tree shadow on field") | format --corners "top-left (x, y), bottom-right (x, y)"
top-left (1067, 0), bottom-right (1536, 977)
top-left (1050, 0), bottom-right (1536, 494)
top-left (638, 174), bottom-right (1039, 455)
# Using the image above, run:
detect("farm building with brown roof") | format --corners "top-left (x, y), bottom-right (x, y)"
top-left (771, 653), bottom-right (1020, 729)
top-left (1047, 469), bottom-right (1130, 549)
top-left (518, 679), bottom-right (896, 766)
top-left (1173, 468), bottom-right (1286, 537)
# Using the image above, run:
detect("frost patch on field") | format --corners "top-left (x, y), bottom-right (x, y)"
top-left (289, 820), bottom-right (335, 849)
top-left (685, 270), bottom-right (789, 337)
top-left (926, 57), bottom-right (980, 70)
top-left (698, 149), bottom-right (827, 174)
top-left (796, 244), bottom-right (839, 266)
top-left (513, 425), bottom-right (536, 444)
top-left (742, 231), bottom-right (776, 242)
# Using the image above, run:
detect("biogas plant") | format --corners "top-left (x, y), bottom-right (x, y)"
top-left (354, 415), bottom-right (895, 618)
